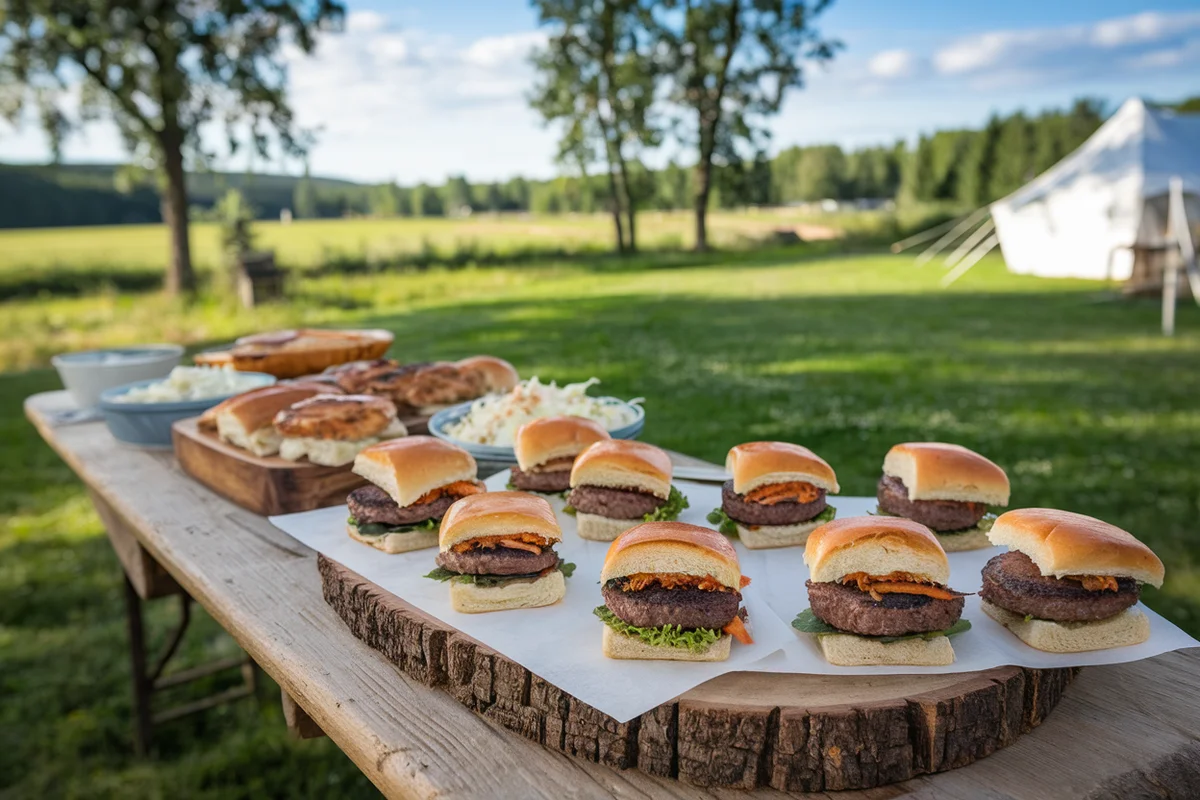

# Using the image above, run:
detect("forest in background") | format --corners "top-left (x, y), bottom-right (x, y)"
top-left (0, 96), bottom-right (1180, 230)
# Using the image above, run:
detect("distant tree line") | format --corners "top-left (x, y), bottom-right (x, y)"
top-left (0, 96), bottom-right (1153, 231)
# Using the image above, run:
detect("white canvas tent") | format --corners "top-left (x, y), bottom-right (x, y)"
top-left (990, 97), bottom-right (1200, 282)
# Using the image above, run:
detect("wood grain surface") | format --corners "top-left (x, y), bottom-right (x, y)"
top-left (26, 391), bottom-right (1200, 800)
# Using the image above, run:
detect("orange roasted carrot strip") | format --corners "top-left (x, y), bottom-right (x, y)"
top-left (1068, 575), bottom-right (1119, 592)
top-left (723, 615), bottom-right (753, 645)
top-left (739, 575), bottom-right (752, 589)
top-left (414, 480), bottom-right (485, 505)
top-left (866, 582), bottom-right (961, 601)
top-left (744, 481), bottom-right (822, 505)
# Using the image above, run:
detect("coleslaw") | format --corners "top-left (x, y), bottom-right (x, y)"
top-left (443, 377), bottom-right (642, 446)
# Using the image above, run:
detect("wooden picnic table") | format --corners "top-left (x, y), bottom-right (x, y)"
top-left (25, 390), bottom-right (1200, 799)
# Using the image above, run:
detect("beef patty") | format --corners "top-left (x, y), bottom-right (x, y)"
top-left (876, 475), bottom-right (987, 532)
top-left (602, 581), bottom-right (739, 631)
top-left (980, 551), bottom-right (1139, 622)
top-left (436, 546), bottom-right (560, 576)
top-left (806, 580), bottom-right (964, 637)
top-left (509, 465), bottom-right (571, 494)
top-left (721, 480), bottom-right (827, 527)
top-left (568, 485), bottom-right (663, 519)
top-left (348, 485), bottom-right (455, 526)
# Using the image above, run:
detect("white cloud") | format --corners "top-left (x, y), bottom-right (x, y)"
top-left (462, 31), bottom-right (546, 69)
top-left (867, 49), bottom-right (920, 79)
top-left (932, 10), bottom-right (1200, 79)
top-left (345, 10), bottom-right (387, 34)
top-left (1125, 37), bottom-right (1200, 69)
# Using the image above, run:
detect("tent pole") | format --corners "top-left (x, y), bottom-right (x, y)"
top-left (890, 216), bottom-right (962, 253)
top-left (940, 234), bottom-right (999, 287)
top-left (944, 218), bottom-right (996, 268)
top-left (915, 207), bottom-right (988, 267)
top-left (1167, 177), bottom-right (1200, 304)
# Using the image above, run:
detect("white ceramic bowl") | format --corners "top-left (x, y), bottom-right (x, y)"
top-left (52, 345), bottom-right (186, 408)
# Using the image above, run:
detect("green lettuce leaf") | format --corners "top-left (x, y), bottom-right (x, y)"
top-left (706, 507), bottom-right (740, 536)
top-left (644, 485), bottom-right (689, 522)
top-left (792, 608), bottom-right (971, 644)
top-left (423, 558), bottom-right (575, 588)
top-left (706, 505), bottom-right (836, 538)
top-left (594, 605), bottom-right (722, 653)
top-left (505, 480), bottom-right (517, 491)
top-left (562, 503), bottom-right (577, 516)
top-left (349, 515), bottom-right (439, 537)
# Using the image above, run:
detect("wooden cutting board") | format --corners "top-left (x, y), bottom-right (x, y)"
top-left (318, 554), bottom-right (1076, 792)
top-left (171, 415), bottom-right (430, 516)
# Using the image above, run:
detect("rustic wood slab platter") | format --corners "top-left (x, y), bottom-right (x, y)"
top-left (318, 554), bottom-right (1077, 792)
top-left (171, 416), bottom-right (429, 515)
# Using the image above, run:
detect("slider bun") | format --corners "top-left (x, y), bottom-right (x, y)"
top-left (455, 355), bottom-right (519, 393)
top-left (570, 440), bottom-right (672, 499)
top-left (987, 508), bottom-right (1164, 587)
top-left (817, 633), bottom-right (955, 666)
top-left (216, 385), bottom-right (329, 439)
top-left (353, 436), bottom-right (477, 507)
top-left (733, 517), bottom-right (827, 550)
top-left (575, 513), bottom-right (644, 542)
top-left (515, 416), bottom-right (611, 472)
top-left (982, 601), bottom-right (1150, 653)
top-left (934, 528), bottom-right (993, 552)
top-left (274, 394), bottom-right (397, 440)
top-left (450, 570), bottom-right (565, 613)
top-left (601, 522), bottom-right (741, 590)
top-left (438, 491), bottom-right (561, 552)
top-left (228, 328), bottom-right (393, 378)
top-left (804, 516), bottom-right (949, 586)
top-left (346, 522), bottom-right (439, 554)
top-left (726, 441), bottom-right (839, 494)
top-left (883, 442), bottom-right (1010, 505)
top-left (602, 625), bottom-right (731, 662)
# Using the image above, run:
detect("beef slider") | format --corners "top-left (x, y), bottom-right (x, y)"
top-left (509, 464), bottom-right (572, 493)
top-left (721, 480), bottom-right (827, 526)
top-left (437, 546), bottom-right (559, 576)
top-left (877, 474), bottom-right (987, 531)
top-left (980, 551), bottom-right (1140, 622)
top-left (602, 580), bottom-right (739, 631)
top-left (347, 485), bottom-right (456, 526)
top-left (806, 580), bottom-right (965, 637)
top-left (568, 484), bottom-right (662, 519)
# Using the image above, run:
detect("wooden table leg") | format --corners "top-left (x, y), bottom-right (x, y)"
top-left (281, 689), bottom-right (327, 740)
top-left (123, 575), bottom-right (154, 757)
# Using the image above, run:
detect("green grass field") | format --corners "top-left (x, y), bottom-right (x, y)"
top-left (3, 235), bottom-right (1199, 797)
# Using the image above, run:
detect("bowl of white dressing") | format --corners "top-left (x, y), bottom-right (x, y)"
top-left (52, 344), bottom-right (186, 408)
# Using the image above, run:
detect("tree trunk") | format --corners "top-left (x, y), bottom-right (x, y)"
top-left (159, 131), bottom-right (196, 296)
top-left (693, 126), bottom-right (713, 252)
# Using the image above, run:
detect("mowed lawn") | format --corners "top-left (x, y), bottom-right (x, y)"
top-left (3, 249), bottom-right (1199, 797)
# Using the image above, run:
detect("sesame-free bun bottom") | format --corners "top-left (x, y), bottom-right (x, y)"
top-left (982, 600), bottom-right (1151, 653)
top-left (449, 570), bottom-right (565, 613)
top-left (817, 633), bottom-right (956, 666)
top-left (346, 522), bottom-right (438, 554)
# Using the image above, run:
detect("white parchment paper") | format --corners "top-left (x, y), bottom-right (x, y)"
top-left (271, 474), bottom-right (1199, 722)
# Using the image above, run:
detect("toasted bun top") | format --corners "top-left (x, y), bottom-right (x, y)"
top-left (988, 508), bottom-right (1164, 587)
top-left (601, 522), bottom-right (741, 590)
top-left (455, 355), bottom-right (519, 393)
top-left (353, 436), bottom-right (477, 507)
top-left (804, 516), bottom-right (950, 585)
top-left (438, 491), bottom-right (561, 552)
top-left (726, 441), bottom-right (839, 494)
top-left (883, 442), bottom-right (1010, 505)
top-left (217, 385), bottom-right (328, 433)
top-left (515, 416), bottom-right (612, 471)
top-left (570, 440), bottom-right (672, 499)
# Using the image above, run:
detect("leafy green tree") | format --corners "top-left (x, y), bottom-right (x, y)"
top-left (651, 0), bottom-right (839, 250)
top-left (0, 0), bottom-right (344, 294)
top-left (530, 0), bottom-right (658, 252)
top-left (412, 183), bottom-right (443, 217)
top-left (443, 175), bottom-right (474, 216)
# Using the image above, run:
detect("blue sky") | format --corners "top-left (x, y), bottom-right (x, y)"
top-left (1, 1), bottom-right (1197, 184)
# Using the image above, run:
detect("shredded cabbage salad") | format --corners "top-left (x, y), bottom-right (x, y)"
top-left (443, 377), bottom-right (641, 446)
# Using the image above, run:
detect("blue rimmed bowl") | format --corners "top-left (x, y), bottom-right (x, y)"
top-left (428, 398), bottom-right (645, 464)
top-left (97, 372), bottom-right (276, 448)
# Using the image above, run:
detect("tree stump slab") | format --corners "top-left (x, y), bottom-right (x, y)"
top-left (319, 554), bottom-right (1076, 792)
